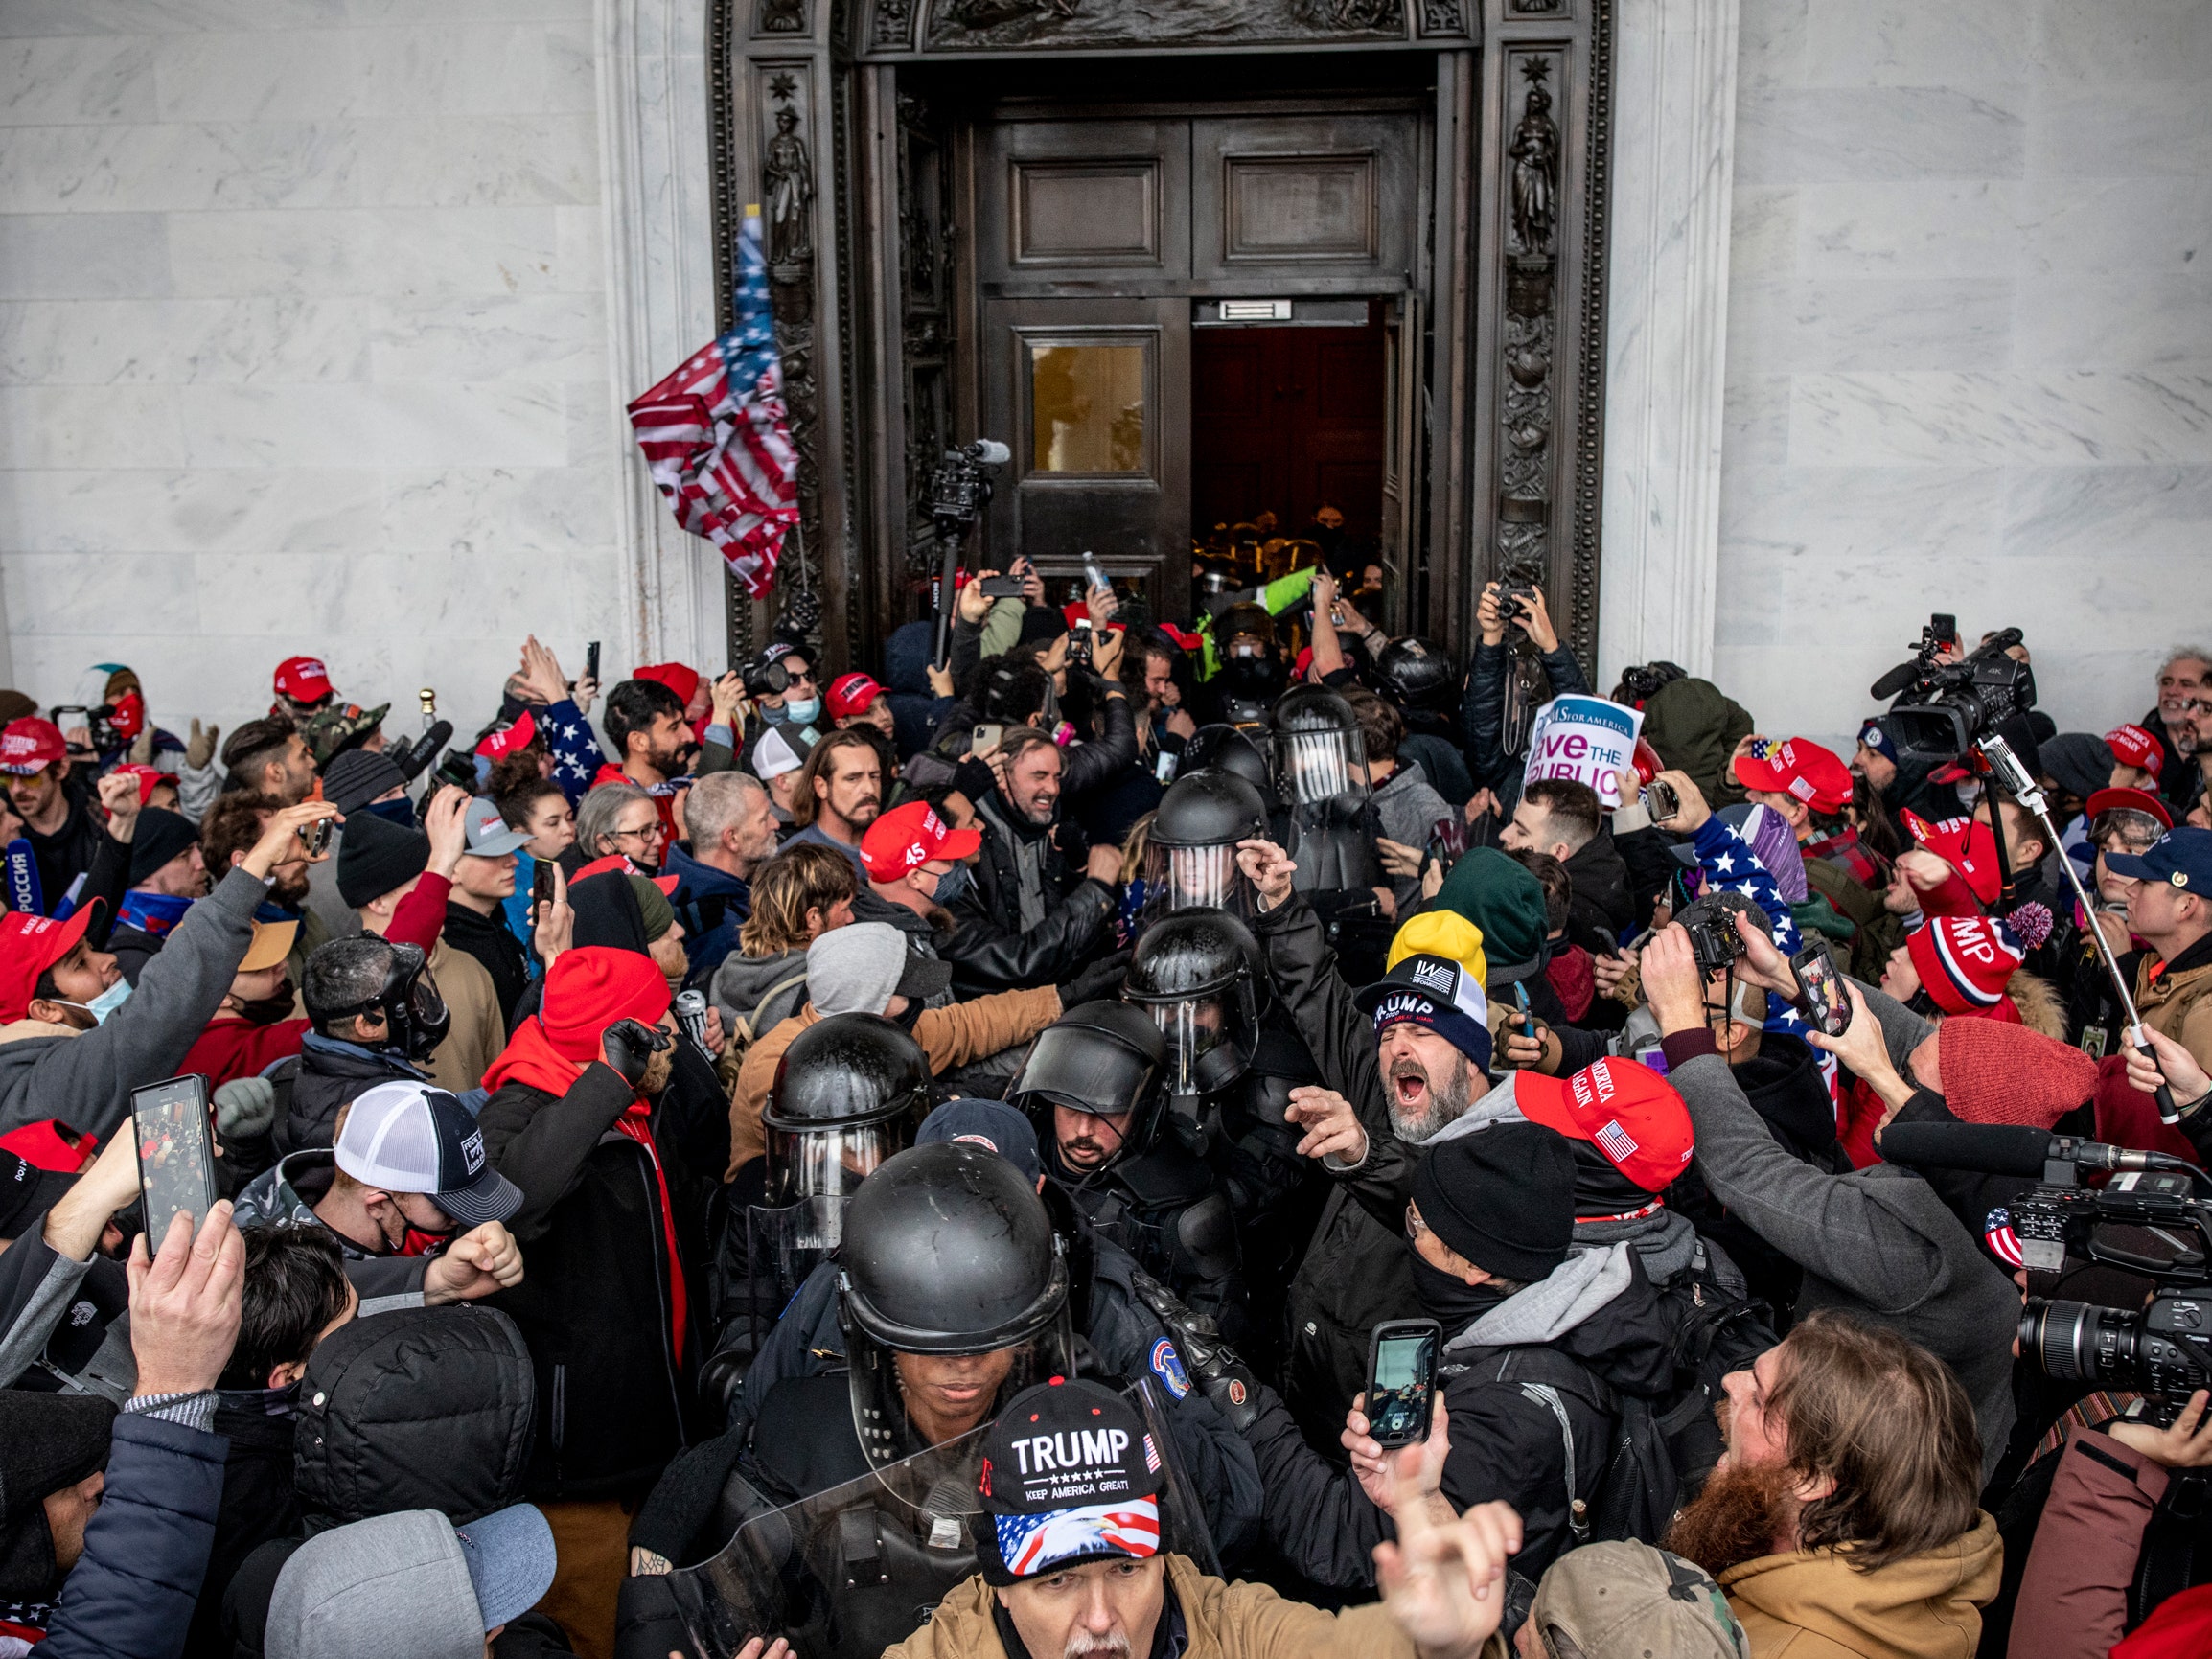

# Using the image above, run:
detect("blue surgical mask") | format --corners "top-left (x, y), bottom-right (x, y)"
top-left (62, 978), bottom-right (133, 1025)
top-left (929, 863), bottom-right (971, 908)
top-left (782, 695), bottom-right (821, 727)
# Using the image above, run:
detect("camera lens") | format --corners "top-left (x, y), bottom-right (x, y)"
top-left (2021, 1297), bottom-right (2142, 1390)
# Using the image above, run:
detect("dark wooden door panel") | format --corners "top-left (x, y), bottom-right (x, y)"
top-left (1191, 313), bottom-right (1387, 543)
top-left (1190, 114), bottom-right (1417, 286)
top-left (977, 118), bottom-right (1191, 287)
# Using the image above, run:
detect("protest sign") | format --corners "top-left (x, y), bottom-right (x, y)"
top-left (1522, 696), bottom-right (1643, 808)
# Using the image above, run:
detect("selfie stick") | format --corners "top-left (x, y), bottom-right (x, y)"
top-left (1977, 735), bottom-right (2180, 1121)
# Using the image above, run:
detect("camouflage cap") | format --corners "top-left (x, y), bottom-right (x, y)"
top-left (299, 702), bottom-right (391, 767)
top-left (1528, 1541), bottom-right (1749, 1659)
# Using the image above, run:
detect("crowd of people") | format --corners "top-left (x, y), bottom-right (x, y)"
top-left (5, 565), bottom-right (2212, 1659)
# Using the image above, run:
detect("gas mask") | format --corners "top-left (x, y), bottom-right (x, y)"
top-left (325, 941), bottom-right (451, 1062)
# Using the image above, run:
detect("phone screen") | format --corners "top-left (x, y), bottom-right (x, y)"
top-left (585, 640), bottom-right (601, 682)
top-left (133, 1076), bottom-right (218, 1247)
top-left (1369, 1327), bottom-right (1440, 1446)
top-left (1791, 943), bottom-right (1852, 1038)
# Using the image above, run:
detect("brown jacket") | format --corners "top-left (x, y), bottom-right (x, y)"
top-left (420, 937), bottom-right (504, 1096)
top-left (1718, 1511), bottom-right (2000, 1659)
top-left (883, 1552), bottom-right (1502, 1659)
top-left (727, 984), bottom-right (1061, 1176)
top-left (2133, 944), bottom-right (2212, 1074)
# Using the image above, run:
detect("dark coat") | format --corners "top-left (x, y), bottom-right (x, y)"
top-left (479, 1047), bottom-right (727, 1499)
top-left (941, 791), bottom-right (1114, 994)
top-left (182, 1391), bottom-right (301, 1659)
top-left (39, 1412), bottom-right (228, 1659)
top-left (1242, 1252), bottom-right (1678, 1589)
top-left (270, 1034), bottom-right (426, 1154)
top-left (1563, 829), bottom-right (1636, 953)
top-left (1462, 638), bottom-right (1590, 806)
top-left (444, 900), bottom-right (529, 1028)
top-left (660, 841), bottom-right (749, 990)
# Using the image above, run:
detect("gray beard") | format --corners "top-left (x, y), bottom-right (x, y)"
top-left (1387, 1058), bottom-right (1474, 1143)
top-left (1064, 1637), bottom-right (1132, 1659)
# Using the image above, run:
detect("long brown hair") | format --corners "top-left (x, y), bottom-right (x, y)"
top-left (790, 728), bottom-right (878, 831)
top-left (738, 841), bottom-right (857, 956)
top-left (1765, 1311), bottom-right (1982, 1570)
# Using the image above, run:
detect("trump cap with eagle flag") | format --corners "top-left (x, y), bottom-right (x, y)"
top-left (979, 1378), bottom-right (1164, 1586)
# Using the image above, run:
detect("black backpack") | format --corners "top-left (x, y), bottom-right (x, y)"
top-left (1468, 1276), bottom-right (1777, 1550)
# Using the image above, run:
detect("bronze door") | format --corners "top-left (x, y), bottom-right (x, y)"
top-left (982, 296), bottom-right (1190, 618)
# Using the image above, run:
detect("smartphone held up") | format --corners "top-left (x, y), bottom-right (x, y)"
top-left (133, 1074), bottom-right (219, 1246)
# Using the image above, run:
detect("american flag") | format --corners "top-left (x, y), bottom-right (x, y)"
top-left (626, 209), bottom-right (799, 598)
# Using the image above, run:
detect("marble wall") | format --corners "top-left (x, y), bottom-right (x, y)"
top-left (1715, 0), bottom-right (2212, 745)
top-left (0, 0), bottom-right (635, 739)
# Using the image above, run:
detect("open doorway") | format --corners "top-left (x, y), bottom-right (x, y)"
top-left (1191, 304), bottom-right (1387, 564)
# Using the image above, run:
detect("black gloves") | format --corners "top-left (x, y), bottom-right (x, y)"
top-left (601, 1018), bottom-right (672, 1089)
top-left (1132, 1269), bottom-right (1261, 1433)
top-left (1057, 949), bottom-right (1132, 1009)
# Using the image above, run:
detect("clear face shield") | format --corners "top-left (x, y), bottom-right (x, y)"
top-left (1137, 841), bottom-right (1253, 929)
top-left (665, 1377), bottom-right (1216, 1659)
top-left (842, 1282), bottom-right (1077, 1474)
top-left (1142, 987), bottom-right (1254, 1097)
top-left (764, 1119), bottom-right (907, 1209)
top-left (1275, 725), bottom-right (1361, 806)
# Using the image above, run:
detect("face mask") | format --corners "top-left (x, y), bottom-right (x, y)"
top-left (928, 863), bottom-right (971, 908)
top-left (60, 978), bottom-right (133, 1025)
top-left (232, 979), bottom-right (297, 1026)
top-left (1406, 1245), bottom-right (1507, 1332)
top-left (358, 796), bottom-right (417, 830)
top-left (782, 696), bottom-right (821, 727)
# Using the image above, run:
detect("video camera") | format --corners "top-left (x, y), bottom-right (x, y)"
top-left (928, 439), bottom-right (1010, 541)
top-left (1884, 1122), bottom-right (2212, 1408)
top-left (1869, 615), bottom-right (2037, 763)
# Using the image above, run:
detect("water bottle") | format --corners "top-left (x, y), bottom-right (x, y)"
top-left (1082, 552), bottom-right (1110, 595)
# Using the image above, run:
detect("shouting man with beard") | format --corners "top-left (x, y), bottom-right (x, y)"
top-left (1664, 1311), bottom-right (1997, 1658)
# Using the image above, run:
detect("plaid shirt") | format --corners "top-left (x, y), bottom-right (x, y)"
top-left (1805, 824), bottom-right (1888, 890)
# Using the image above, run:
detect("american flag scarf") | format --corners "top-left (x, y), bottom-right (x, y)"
top-left (627, 210), bottom-right (799, 598)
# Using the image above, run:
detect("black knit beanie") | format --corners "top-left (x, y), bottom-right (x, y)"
top-left (127, 807), bottom-right (199, 888)
top-left (1411, 1122), bottom-right (1576, 1284)
top-left (335, 810), bottom-right (431, 909)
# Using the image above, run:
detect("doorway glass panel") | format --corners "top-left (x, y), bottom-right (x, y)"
top-left (1029, 343), bottom-right (1146, 473)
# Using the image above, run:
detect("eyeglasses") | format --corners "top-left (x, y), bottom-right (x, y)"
top-left (611, 822), bottom-right (667, 843)
top-left (1404, 1202), bottom-right (1429, 1240)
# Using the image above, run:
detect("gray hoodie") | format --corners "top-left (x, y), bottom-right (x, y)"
top-left (0, 864), bottom-right (265, 1142)
top-left (709, 945), bottom-right (810, 1042)
top-left (1664, 979), bottom-right (2016, 1478)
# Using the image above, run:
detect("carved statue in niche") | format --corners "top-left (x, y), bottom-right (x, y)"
top-left (765, 108), bottom-right (816, 266)
top-left (1330, 0), bottom-right (1397, 26)
top-left (1509, 73), bottom-right (1558, 255)
top-left (940, 0), bottom-right (1075, 27)
top-left (759, 0), bottom-right (806, 30)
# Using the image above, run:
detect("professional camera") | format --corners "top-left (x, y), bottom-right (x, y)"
top-left (1870, 617), bottom-right (2037, 762)
top-left (743, 634), bottom-right (813, 702)
top-left (1616, 660), bottom-right (1688, 704)
top-left (1499, 582), bottom-right (1540, 627)
top-left (1677, 890), bottom-right (1770, 977)
top-left (928, 438), bottom-right (1011, 540)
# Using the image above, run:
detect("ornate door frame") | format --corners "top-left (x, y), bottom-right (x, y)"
top-left (702, 0), bottom-right (1617, 678)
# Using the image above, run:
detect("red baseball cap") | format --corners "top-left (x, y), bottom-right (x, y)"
top-left (861, 799), bottom-right (981, 884)
top-left (2106, 723), bottom-right (2164, 779)
top-left (1901, 809), bottom-right (2002, 904)
top-left (273, 656), bottom-right (334, 704)
top-left (0, 906), bottom-right (99, 1023)
top-left (634, 661), bottom-right (702, 707)
top-left (2086, 786), bottom-right (2173, 830)
top-left (1512, 1058), bottom-right (1694, 1194)
top-left (0, 719), bottom-right (66, 777)
top-left (476, 709), bottom-right (538, 761)
top-left (1732, 738), bottom-right (1851, 816)
top-left (826, 673), bottom-right (886, 721)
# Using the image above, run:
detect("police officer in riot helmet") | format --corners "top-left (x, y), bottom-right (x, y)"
top-left (1012, 999), bottom-right (1249, 1343)
top-left (1371, 634), bottom-right (1474, 805)
top-left (1270, 684), bottom-right (1392, 979)
top-left (1179, 724), bottom-right (1273, 799)
top-left (1199, 603), bottom-right (1287, 724)
top-left (702, 1012), bottom-right (929, 1410)
top-left (1136, 768), bottom-right (1267, 930)
top-left (1124, 909), bottom-right (1322, 1371)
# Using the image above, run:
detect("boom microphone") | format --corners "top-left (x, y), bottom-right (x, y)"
top-left (1882, 1122), bottom-right (2192, 1181)
top-left (395, 719), bottom-right (453, 782)
top-left (1870, 659), bottom-right (1923, 702)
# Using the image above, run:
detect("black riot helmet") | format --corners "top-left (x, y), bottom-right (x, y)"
top-left (763, 1012), bottom-right (930, 1207)
top-left (1180, 724), bottom-right (1273, 797)
top-left (1123, 909), bottom-right (1264, 1096)
top-left (839, 1141), bottom-right (1075, 1467)
top-left (1139, 770), bottom-right (1266, 925)
top-left (1009, 1001), bottom-right (1167, 1165)
top-left (311, 938), bottom-right (450, 1064)
top-left (1271, 684), bottom-right (1368, 805)
top-left (1373, 636), bottom-right (1457, 713)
